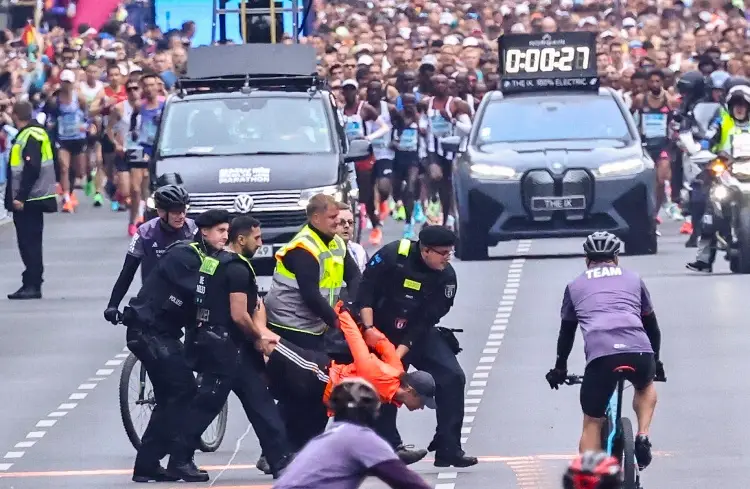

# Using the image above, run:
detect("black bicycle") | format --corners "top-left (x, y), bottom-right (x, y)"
top-left (565, 368), bottom-right (643, 489)
top-left (119, 352), bottom-right (228, 453)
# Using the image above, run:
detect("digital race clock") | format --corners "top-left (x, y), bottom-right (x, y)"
top-left (498, 32), bottom-right (598, 93)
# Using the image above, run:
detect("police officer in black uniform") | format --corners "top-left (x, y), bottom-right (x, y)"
top-left (183, 215), bottom-right (293, 478)
top-left (115, 209), bottom-right (231, 483)
top-left (357, 226), bottom-right (477, 468)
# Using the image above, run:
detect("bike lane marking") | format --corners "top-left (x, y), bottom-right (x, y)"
top-left (0, 347), bottom-right (128, 472)
top-left (434, 240), bottom-right (533, 489)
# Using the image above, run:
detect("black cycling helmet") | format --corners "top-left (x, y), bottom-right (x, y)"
top-left (725, 76), bottom-right (750, 93)
top-left (676, 70), bottom-right (705, 98)
top-left (582, 231), bottom-right (622, 261)
top-left (563, 451), bottom-right (622, 489)
top-left (153, 184), bottom-right (190, 210)
top-left (329, 378), bottom-right (381, 426)
top-left (707, 70), bottom-right (730, 91)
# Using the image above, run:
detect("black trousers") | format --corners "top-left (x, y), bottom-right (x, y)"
top-left (187, 340), bottom-right (292, 473)
top-left (13, 210), bottom-right (44, 287)
top-left (268, 326), bottom-right (329, 451)
top-left (126, 328), bottom-right (197, 467)
top-left (374, 327), bottom-right (466, 456)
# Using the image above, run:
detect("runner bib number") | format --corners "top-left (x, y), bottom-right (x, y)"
top-left (58, 112), bottom-right (84, 139)
top-left (344, 121), bottom-right (363, 141)
top-left (398, 128), bottom-right (418, 151)
top-left (641, 113), bottom-right (668, 139)
top-left (430, 115), bottom-right (452, 137)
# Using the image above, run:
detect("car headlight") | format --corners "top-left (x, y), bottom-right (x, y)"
top-left (469, 163), bottom-right (518, 180)
top-left (733, 161), bottom-right (750, 176)
top-left (299, 185), bottom-right (343, 207)
top-left (595, 159), bottom-right (647, 177)
top-left (712, 184), bottom-right (729, 201)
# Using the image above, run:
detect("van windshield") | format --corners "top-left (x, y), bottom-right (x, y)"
top-left (159, 97), bottom-right (332, 156)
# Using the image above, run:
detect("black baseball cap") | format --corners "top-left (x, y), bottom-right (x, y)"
top-left (419, 226), bottom-right (457, 248)
top-left (404, 371), bottom-right (436, 409)
top-left (194, 209), bottom-right (230, 229)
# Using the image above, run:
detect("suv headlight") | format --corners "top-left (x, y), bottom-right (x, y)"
top-left (299, 185), bottom-right (343, 207)
top-left (469, 163), bottom-right (518, 180)
top-left (595, 158), bottom-right (647, 177)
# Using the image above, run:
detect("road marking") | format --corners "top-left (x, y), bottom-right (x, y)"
top-left (0, 351), bottom-right (131, 469)
top-left (438, 240), bottom-right (532, 489)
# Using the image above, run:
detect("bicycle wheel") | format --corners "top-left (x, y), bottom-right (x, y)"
top-left (619, 417), bottom-right (638, 489)
top-left (198, 401), bottom-right (228, 452)
top-left (119, 352), bottom-right (155, 451)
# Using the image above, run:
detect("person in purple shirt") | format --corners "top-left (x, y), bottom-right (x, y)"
top-left (273, 378), bottom-right (431, 489)
top-left (545, 232), bottom-right (666, 472)
top-left (104, 185), bottom-right (196, 324)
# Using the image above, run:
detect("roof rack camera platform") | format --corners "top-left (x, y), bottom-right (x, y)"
top-left (179, 44), bottom-right (320, 94)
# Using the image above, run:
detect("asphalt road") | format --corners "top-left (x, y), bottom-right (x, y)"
top-left (0, 200), bottom-right (741, 489)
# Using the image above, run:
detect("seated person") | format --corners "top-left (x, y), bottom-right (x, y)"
top-left (257, 303), bottom-right (435, 412)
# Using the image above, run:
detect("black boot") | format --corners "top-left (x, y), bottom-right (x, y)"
top-left (166, 458), bottom-right (210, 483)
top-left (7, 285), bottom-right (41, 300)
top-left (256, 454), bottom-right (272, 475)
top-left (132, 464), bottom-right (180, 483)
top-left (395, 444), bottom-right (427, 465)
top-left (686, 261), bottom-right (712, 273)
top-left (434, 450), bottom-right (479, 468)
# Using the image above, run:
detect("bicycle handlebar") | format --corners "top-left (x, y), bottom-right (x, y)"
top-left (563, 373), bottom-right (666, 386)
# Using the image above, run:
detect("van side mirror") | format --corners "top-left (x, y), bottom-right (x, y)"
top-left (344, 139), bottom-right (372, 163)
top-left (440, 135), bottom-right (462, 154)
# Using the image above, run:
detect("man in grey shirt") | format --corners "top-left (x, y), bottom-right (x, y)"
top-left (273, 379), bottom-right (430, 489)
top-left (545, 232), bottom-right (666, 472)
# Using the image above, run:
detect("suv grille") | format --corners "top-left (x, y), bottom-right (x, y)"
top-left (189, 190), bottom-right (306, 228)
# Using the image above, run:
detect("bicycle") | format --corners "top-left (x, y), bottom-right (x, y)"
top-left (119, 352), bottom-right (228, 453)
top-left (564, 367), bottom-right (645, 489)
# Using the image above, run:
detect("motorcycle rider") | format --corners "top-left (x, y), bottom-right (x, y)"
top-left (687, 85), bottom-right (750, 272)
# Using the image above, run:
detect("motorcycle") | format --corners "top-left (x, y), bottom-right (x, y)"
top-left (681, 130), bottom-right (750, 273)
top-left (675, 102), bottom-right (721, 211)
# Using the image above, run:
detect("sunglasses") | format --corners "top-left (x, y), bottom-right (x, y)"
top-left (427, 247), bottom-right (453, 257)
top-left (338, 219), bottom-right (354, 226)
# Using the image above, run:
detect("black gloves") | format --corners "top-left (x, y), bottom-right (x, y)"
top-left (655, 360), bottom-right (667, 382)
top-left (545, 368), bottom-right (567, 390)
top-left (103, 307), bottom-right (121, 325)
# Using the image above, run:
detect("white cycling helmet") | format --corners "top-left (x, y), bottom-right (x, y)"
top-left (726, 85), bottom-right (750, 106)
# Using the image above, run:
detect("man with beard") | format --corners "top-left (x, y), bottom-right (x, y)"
top-left (423, 74), bottom-right (472, 229)
top-left (183, 215), bottom-right (294, 480)
top-left (341, 80), bottom-right (391, 245)
top-left (632, 69), bottom-right (680, 229)
top-left (366, 80), bottom-right (401, 230)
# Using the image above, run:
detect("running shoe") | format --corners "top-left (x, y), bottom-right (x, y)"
top-left (680, 220), bottom-right (693, 235)
top-left (93, 193), bottom-right (103, 207)
top-left (379, 201), bottom-right (389, 222)
top-left (403, 222), bottom-right (415, 239)
top-left (634, 434), bottom-right (653, 470)
top-left (128, 224), bottom-right (137, 237)
top-left (394, 202), bottom-right (406, 221)
top-left (413, 202), bottom-right (426, 223)
top-left (369, 227), bottom-right (382, 245)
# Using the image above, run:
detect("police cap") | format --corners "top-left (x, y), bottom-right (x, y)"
top-left (194, 209), bottom-right (231, 229)
top-left (418, 226), bottom-right (457, 248)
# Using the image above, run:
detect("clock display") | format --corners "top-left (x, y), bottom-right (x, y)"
top-left (498, 32), bottom-right (598, 87)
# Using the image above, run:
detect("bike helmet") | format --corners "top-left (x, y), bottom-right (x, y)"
top-left (329, 378), bottom-right (382, 426)
top-left (708, 70), bottom-right (730, 90)
top-left (563, 451), bottom-right (622, 489)
top-left (726, 85), bottom-right (750, 107)
top-left (724, 76), bottom-right (750, 93)
top-left (676, 70), bottom-right (705, 98)
top-left (153, 184), bottom-right (190, 210)
top-left (582, 231), bottom-right (622, 261)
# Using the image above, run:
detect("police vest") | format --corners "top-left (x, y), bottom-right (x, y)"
top-left (9, 125), bottom-right (56, 203)
top-left (376, 239), bottom-right (436, 332)
top-left (265, 225), bottom-right (346, 335)
top-left (194, 246), bottom-right (255, 332)
top-left (715, 111), bottom-right (750, 155)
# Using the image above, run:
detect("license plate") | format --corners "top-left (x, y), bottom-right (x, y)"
top-left (252, 245), bottom-right (281, 259)
top-left (531, 196), bottom-right (586, 211)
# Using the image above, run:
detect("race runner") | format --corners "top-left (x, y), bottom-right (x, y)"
top-left (78, 63), bottom-right (105, 205)
top-left (545, 232), bottom-right (666, 469)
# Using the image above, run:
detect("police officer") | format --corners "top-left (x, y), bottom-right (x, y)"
top-left (357, 226), bottom-right (477, 467)
top-left (264, 193), bottom-right (362, 450)
top-left (183, 215), bottom-right (293, 478)
top-left (4, 100), bottom-right (57, 300)
top-left (115, 209), bottom-right (231, 483)
top-left (104, 185), bottom-right (195, 321)
top-left (688, 85), bottom-right (750, 273)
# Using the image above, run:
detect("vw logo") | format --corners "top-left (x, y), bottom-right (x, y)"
top-left (551, 162), bottom-right (563, 170)
top-left (233, 194), bottom-right (255, 214)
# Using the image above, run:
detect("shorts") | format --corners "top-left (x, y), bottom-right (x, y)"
top-left (427, 152), bottom-right (453, 176)
top-left (265, 338), bottom-right (330, 400)
top-left (86, 133), bottom-right (99, 147)
top-left (373, 158), bottom-right (394, 179)
top-left (114, 154), bottom-right (129, 173)
top-left (101, 134), bottom-right (115, 154)
top-left (57, 139), bottom-right (87, 156)
top-left (394, 151), bottom-right (420, 169)
top-left (355, 155), bottom-right (375, 173)
top-left (580, 352), bottom-right (655, 418)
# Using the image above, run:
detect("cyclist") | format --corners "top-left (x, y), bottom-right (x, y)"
top-left (563, 451), bottom-right (622, 489)
top-left (272, 378), bottom-right (432, 489)
top-left (103, 185), bottom-right (195, 324)
top-left (545, 231), bottom-right (666, 470)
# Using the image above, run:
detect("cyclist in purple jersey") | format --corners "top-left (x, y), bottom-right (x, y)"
top-left (104, 185), bottom-right (196, 324)
top-left (545, 232), bottom-right (666, 471)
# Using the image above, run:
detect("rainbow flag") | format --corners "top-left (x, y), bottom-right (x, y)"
top-left (21, 24), bottom-right (39, 47)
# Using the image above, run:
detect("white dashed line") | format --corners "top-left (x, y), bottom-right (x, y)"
top-left (0, 350), bottom-right (129, 470)
top-left (436, 240), bottom-right (531, 489)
